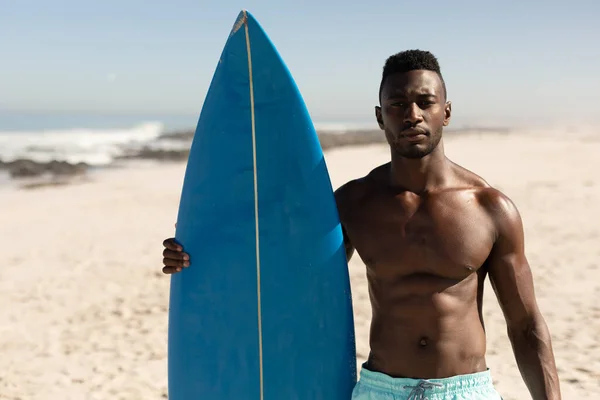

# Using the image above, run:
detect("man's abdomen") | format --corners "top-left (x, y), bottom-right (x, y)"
top-left (367, 281), bottom-right (488, 379)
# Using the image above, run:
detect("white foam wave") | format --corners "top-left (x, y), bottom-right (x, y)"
top-left (0, 122), bottom-right (164, 165)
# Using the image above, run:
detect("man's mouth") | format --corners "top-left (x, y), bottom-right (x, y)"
top-left (400, 128), bottom-right (428, 142)
top-left (401, 128), bottom-right (428, 137)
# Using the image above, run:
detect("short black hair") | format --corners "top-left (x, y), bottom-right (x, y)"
top-left (378, 49), bottom-right (447, 101)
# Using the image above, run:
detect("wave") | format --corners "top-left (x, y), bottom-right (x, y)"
top-left (0, 122), bottom-right (165, 166)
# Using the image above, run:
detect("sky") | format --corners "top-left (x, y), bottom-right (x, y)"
top-left (1, 0), bottom-right (599, 127)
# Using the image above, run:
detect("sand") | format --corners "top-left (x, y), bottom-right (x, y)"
top-left (1, 129), bottom-right (599, 399)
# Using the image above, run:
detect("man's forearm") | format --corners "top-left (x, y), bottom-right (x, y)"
top-left (509, 315), bottom-right (561, 400)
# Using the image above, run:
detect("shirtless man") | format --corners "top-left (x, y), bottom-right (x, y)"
top-left (161, 50), bottom-right (561, 399)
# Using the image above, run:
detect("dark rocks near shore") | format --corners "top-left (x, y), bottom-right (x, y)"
top-left (159, 130), bottom-right (195, 141)
top-left (110, 129), bottom-right (387, 164)
top-left (317, 130), bottom-right (386, 150)
top-left (116, 147), bottom-right (191, 162)
top-left (0, 159), bottom-right (89, 178)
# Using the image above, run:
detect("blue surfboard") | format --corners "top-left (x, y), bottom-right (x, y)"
top-left (168, 10), bottom-right (356, 399)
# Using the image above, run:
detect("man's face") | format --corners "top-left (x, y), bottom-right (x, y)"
top-left (376, 70), bottom-right (451, 159)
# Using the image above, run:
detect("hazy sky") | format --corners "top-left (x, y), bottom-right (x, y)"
top-left (1, 0), bottom-right (599, 126)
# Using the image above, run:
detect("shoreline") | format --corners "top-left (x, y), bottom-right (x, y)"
top-left (0, 127), bottom-right (515, 190)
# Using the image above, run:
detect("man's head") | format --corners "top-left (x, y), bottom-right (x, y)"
top-left (375, 50), bottom-right (452, 159)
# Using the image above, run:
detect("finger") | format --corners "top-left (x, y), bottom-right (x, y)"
top-left (163, 249), bottom-right (189, 260)
top-left (162, 266), bottom-right (182, 274)
top-left (163, 238), bottom-right (182, 251)
top-left (163, 257), bottom-right (190, 268)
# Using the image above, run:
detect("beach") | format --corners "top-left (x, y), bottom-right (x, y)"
top-left (1, 128), bottom-right (599, 399)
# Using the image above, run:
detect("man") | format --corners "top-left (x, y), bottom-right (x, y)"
top-left (161, 50), bottom-right (561, 399)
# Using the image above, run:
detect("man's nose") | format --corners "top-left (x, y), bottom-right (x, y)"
top-left (403, 103), bottom-right (423, 125)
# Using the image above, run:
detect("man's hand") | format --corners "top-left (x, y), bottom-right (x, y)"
top-left (162, 237), bottom-right (190, 274)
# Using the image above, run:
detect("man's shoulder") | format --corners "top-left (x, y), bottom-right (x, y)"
top-left (473, 185), bottom-right (523, 242)
top-left (453, 163), bottom-right (522, 234)
top-left (334, 176), bottom-right (371, 207)
top-left (334, 164), bottom-right (387, 211)
top-left (475, 187), bottom-right (520, 221)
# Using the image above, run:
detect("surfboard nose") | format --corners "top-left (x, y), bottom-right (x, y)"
top-left (230, 10), bottom-right (248, 36)
top-left (230, 10), bottom-right (264, 36)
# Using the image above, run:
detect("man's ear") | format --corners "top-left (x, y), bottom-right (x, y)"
top-left (375, 106), bottom-right (384, 129)
top-left (443, 101), bottom-right (452, 126)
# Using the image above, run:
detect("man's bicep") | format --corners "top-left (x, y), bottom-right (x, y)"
top-left (334, 183), bottom-right (356, 262)
top-left (341, 224), bottom-right (355, 261)
top-left (487, 195), bottom-right (541, 328)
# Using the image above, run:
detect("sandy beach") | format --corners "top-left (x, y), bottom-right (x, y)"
top-left (1, 129), bottom-right (599, 399)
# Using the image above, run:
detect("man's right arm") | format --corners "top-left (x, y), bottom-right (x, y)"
top-left (163, 182), bottom-right (360, 273)
top-left (334, 183), bottom-right (356, 262)
top-left (341, 224), bottom-right (355, 261)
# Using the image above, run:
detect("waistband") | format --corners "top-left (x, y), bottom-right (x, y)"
top-left (359, 365), bottom-right (497, 396)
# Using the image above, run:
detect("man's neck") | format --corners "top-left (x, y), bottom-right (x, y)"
top-left (389, 141), bottom-right (451, 194)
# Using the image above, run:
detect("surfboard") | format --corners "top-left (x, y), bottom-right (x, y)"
top-left (168, 10), bottom-right (356, 400)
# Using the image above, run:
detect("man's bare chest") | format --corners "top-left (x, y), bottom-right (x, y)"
top-left (342, 191), bottom-right (496, 277)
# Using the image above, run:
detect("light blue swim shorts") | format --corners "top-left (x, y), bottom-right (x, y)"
top-left (351, 365), bottom-right (503, 400)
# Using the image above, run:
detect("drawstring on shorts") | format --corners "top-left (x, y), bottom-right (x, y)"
top-left (403, 380), bottom-right (444, 400)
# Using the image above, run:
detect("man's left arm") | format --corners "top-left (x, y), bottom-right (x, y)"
top-left (485, 192), bottom-right (561, 400)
